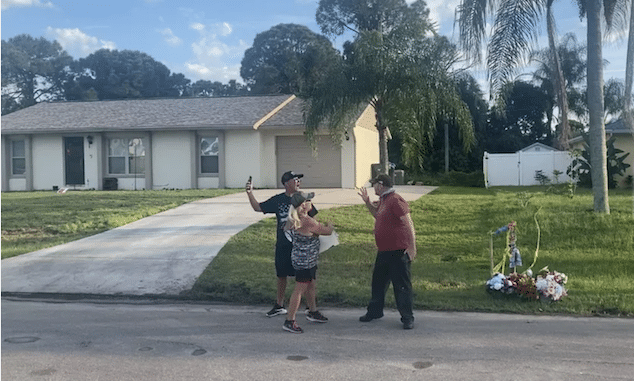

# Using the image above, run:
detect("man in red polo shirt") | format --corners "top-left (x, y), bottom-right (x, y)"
top-left (357, 173), bottom-right (417, 329)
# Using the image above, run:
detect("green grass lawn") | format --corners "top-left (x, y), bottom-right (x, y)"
top-left (2, 186), bottom-right (633, 317)
top-left (191, 186), bottom-right (634, 317)
top-left (1, 189), bottom-right (240, 259)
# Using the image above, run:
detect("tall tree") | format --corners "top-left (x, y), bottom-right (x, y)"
top-left (189, 79), bottom-right (247, 97)
top-left (1, 34), bottom-right (72, 115)
top-left (577, 0), bottom-right (631, 213)
top-left (65, 49), bottom-right (189, 100)
top-left (420, 72), bottom-right (489, 173)
top-left (307, 0), bottom-right (474, 174)
top-left (456, 0), bottom-right (572, 149)
top-left (486, 80), bottom-right (553, 153)
top-left (531, 33), bottom-right (587, 131)
top-left (240, 23), bottom-right (341, 95)
top-left (625, 0), bottom-right (634, 131)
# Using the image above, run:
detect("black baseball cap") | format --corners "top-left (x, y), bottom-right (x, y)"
top-left (281, 171), bottom-right (304, 184)
top-left (370, 173), bottom-right (393, 187)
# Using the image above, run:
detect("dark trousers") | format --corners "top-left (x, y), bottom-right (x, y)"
top-left (366, 249), bottom-right (414, 322)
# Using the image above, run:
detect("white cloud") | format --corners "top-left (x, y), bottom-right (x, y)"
top-left (1, 0), bottom-right (53, 10)
top-left (185, 62), bottom-right (241, 83)
top-left (159, 28), bottom-right (182, 47)
top-left (184, 21), bottom-right (247, 82)
top-left (46, 27), bottom-right (116, 58)
top-left (190, 22), bottom-right (205, 32)
top-left (220, 22), bottom-right (232, 36)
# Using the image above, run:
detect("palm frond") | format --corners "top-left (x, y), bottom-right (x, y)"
top-left (488, 0), bottom-right (546, 95)
top-left (455, 0), bottom-right (490, 63)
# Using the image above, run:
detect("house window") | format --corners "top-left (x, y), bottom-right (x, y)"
top-left (200, 136), bottom-right (219, 174)
top-left (11, 139), bottom-right (25, 175)
top-left (108, 138), bottom-right (145, 175)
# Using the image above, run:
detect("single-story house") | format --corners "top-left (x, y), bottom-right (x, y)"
top-left (1, 94), bottom-right (379, 191)
top-left (569, 119), bottom-right (634, 188)
top-left (519, 142), bottom-right (558, 153)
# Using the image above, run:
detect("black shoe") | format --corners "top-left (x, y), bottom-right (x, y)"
top-left (282, 319), bottom-right (303, 333)
top-left (359, 313), bottom-right (382, 322)
top-left (266, 304), bottom-right (287, 317)
top-left (306, 310), bottom-right (328, 323)
top-left (402, 320), bottom-right (414, 330)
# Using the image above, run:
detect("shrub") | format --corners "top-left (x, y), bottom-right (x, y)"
top-left (410, 171), bottom-right (485, 187)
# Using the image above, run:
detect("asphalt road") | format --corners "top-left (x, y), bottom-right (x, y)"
top-left (2, 299), bottom-right (634, 381)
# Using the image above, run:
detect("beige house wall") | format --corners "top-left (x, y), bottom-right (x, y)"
top-left (152, 131), bottom-right (192, 190)
top-left (225, 130), bottom-right (263, 189)
top-left (571, 134), bottom-right (634, 188)
top-left (32, 135), bottom-right (65, 190)
top-left (353, 105), bottom-right (379, 188)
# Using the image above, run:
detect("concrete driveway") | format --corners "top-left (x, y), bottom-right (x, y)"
top-left (1, 186), bottom-right (436, 297)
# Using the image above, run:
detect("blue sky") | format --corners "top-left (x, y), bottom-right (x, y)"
top-left (1, 0), bottom-right (628, 93)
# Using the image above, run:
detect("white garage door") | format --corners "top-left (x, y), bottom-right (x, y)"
top-left (276, 136), bottom-right (341, 188)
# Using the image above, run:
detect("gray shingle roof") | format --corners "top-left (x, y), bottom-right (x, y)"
top-left (605, 119), bottom-right (632, 134)
top-left (259, 95), bottom-right (306, 128)
top-left (1, 95), bottom-right (300, 134)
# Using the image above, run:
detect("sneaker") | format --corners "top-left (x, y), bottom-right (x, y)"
top-left (266, 304), bottom-right (287, 318)
top-left (402, 320), bottom-right (414, 330)
top-left (283, 320), bottom-right (303, 333)
top-left (306, 310), bottom-right (328, 323)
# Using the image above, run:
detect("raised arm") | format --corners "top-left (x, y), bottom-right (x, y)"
top-left (303, 216), bottom-right (333, 236)
top-left (313, 221), bottom-right (334, 236)
top-left (357, 187), bottom-right (378, 217)
top-left (245, 177), bottom-right (262, 212)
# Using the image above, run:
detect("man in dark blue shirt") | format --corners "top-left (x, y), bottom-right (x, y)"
top-left (246, 171), bottom-right (317, 317)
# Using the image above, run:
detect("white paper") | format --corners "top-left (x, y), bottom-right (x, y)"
top-left (319, 231), bottom-right (339, 253)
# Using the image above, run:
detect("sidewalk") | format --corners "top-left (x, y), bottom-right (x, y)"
top-left (1, 186), bottom-right (436, 297)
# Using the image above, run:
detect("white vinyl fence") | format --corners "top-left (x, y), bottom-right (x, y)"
top-left (483, 151), bottom-right (573, 187)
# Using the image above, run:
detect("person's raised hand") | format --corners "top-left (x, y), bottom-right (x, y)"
top-left (357, 187), bottom-right (370, 203)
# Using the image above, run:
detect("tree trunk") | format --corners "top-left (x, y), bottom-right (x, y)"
top-left (626, 0), bottom-right (634, 217)
top-left (374, 101), bottom-right (389, 174)
top-left (547, 3), bottom-right (571, 150)
top-left (378, 126), bottom-right (389, 174)
top-left (586, 0), bottom-right (610, 213)
top-left (625, 0), bottom-right (634, 131)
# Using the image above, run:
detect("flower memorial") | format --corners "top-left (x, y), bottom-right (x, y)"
top-left (486, 217), bottom-right (568, 302)
top-left (486, 267), bottom-right (568, 301)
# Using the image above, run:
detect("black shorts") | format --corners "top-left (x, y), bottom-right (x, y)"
top-left (275, 242), bottom-right (295, 278)
top-left (295, 266), bottom-right (317, 283)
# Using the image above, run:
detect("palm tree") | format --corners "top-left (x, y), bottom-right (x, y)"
top-left (458, 0), bottom-right (628, 213)
top-left (584, 0), bottom-right (610, 212)
top-left (624, 0), bottom-right (634, 131)
top-left (531, 33), bottom-right (587, 131)
top-left (579, 0), bottom-right (630, 213)
top-left (456, 0), bottom-right (572, 149)
top-left (305, 0), bottom-right (474, 175)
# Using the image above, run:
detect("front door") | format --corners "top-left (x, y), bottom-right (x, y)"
top-left (65, 137), bottom-right (85, 185)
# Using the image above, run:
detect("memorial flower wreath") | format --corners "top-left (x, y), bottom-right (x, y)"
top-left (485, 214), bottom-right (568, 302)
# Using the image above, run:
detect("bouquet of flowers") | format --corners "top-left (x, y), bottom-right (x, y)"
top-left (485, 267), bottom-right (567, 302)
top-left (535, 267), bottom-right (568, 301)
